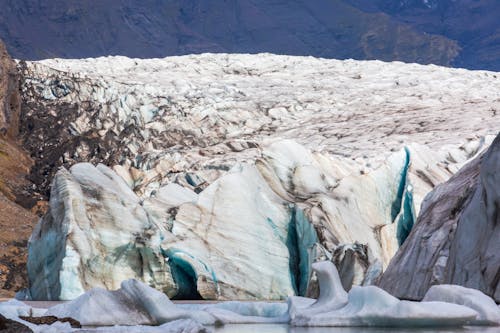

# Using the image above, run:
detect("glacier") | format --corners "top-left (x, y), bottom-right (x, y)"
top-left (19, 54), bottom-right (500, 200)
top-left (25, 138), bottom-right (488, 301)
top-left (16, 53), bottom-right (499, 303)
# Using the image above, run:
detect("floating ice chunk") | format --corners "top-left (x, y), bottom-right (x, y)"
top-left (206, 307), bottom-right (289, 324)
top-left (119, 279), bottom-right (216, 325)
top-left (46, 279), bottom-right (217, 326)
top-left (290, 261), bottom-right (348, 321)
top-left (0, 299), bottom-right (46, 319)
top-left (423, 285), bottom-right (500, 325)
top-left (287, 296), bottom-right (316, 321)
top-left (78, 319), bottom-right (210, 333)
top-left (0, 300), bottom-right (70, 333)
top-left (291, 261), bottom-right (478, 327)
top-left (46, 287), bottom-right (152, 326)
top-left (35, 321), bottom-right (73, 333)
top-left (178, 301), bottom-right (291, 324)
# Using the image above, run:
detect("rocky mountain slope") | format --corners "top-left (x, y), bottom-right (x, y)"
top-left (0, 0), bottom-right (461, 66)
top-left (347, 0), bottom-right (500, 70)
top-left (14, 54), bottom-right (500, 300)
top-left (0, 40), bottom-right (37, 297)
top-left (0, 0), bottom-right (498, 70)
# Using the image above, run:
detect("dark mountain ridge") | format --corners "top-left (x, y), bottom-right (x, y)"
top-left (347, 0), bottom-right (500, 70)
top-left (3, 0), bottom-right (496, 69)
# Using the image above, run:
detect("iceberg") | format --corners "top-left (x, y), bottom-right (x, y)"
top-left (78, 320), bottom-right (210, 333)
top-left (423, 285), bottom-right (500, 325)
top-left (4, 267), bottom-right (500, 331)
top-left (46, 279), bottom-right (217, 326)
top-left (291, 261), bottom-right (478, 327)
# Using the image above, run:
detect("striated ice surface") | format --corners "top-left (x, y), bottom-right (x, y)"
top-left (27, 163), bottom-right (176, 301)
top-left (21, 53), bottom-right (499, 301)
top-left (27, 138), bottom-right (489, 301)
top-left (20, 54), bottom-right (500, 199)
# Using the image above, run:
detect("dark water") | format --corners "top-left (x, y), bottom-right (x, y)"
top-left (214, 325), bottom-right (500, 333)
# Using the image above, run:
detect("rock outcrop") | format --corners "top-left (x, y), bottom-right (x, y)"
top-left (0, 39), bottom-right (20, 137)
top-left (0, 38), bottom-right (39, 297)
top-left (0, 314), bottom-right (33, 333)
top-left (379, 133), bottom-right (500, 302)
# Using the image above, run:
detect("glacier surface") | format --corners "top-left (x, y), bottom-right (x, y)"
top-left (19, 54), bottom-right (499, 301)
top-left (26, 138), bottom-right (487, 301)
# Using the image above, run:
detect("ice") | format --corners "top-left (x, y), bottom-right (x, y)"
top-left (0, 299), bottom-right (41, 319)
top-left (25, 53), bottom-right (497, 301)
top-left (77, 319), bottom-right (210, 333)
top-left (46, 279), bottom-right (217, 326)
top-left (3, 267), bottom-right (500, 331)
top-left (423, 285), bottom-right (500, 325)
top-left (179, 301), bottom-right (291, 324)
top-left (288, 261), bottom-right (347, 321)
top-left (28, 138), bottom-right (490, 301)
top-left (0, 300), bottom-right (75, 333)
top-left (379, 135), bottom-right (500, 303)
top-left (291, 261), bottom-right (479, 327)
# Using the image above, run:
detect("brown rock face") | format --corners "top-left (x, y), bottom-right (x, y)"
top-left (0, 314), bottom-right (33, 333)
top-left (0, 39), bottom-right (20, 138)
top-left (378, 133), bottom-right (500, 302)
top-left (0, 39), bottom-right (39, 296)
top-left (19, 316), bottom-right (81, 328)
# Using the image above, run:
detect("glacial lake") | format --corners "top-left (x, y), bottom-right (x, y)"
top-left (214, 325), bottom-right (500, 333)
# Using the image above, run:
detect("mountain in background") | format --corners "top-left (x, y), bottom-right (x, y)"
top-left (347, 0), bottom-right (500, 70)
top-left (0, 0), bottom-right (497, 68)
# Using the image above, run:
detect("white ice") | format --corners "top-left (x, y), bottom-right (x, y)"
top-left (290, 261), bottom-right (479, 327)
top-left (46, 279), bottom-right (217, 326)
top-left (76, 319), bottom-right (210, 333)
top-left (3, 266), bottom-right (500, 331)
top-left (423, 284), bottom-right (500, 325)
